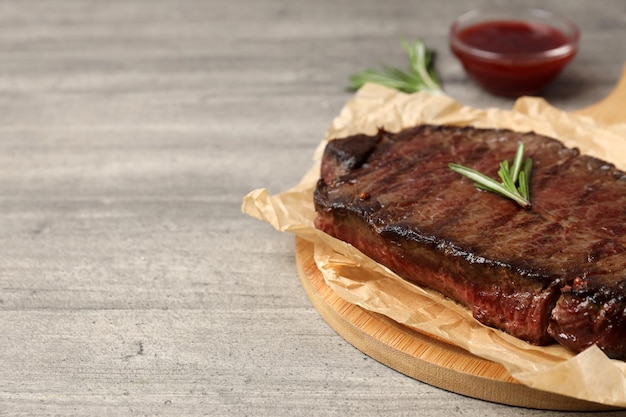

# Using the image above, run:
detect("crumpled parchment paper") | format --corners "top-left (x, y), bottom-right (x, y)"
top-left (242, 83), bottom-right (626, 407)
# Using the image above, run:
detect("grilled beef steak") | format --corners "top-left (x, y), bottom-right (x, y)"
top-left (314, 124), bottom-right (626, 359)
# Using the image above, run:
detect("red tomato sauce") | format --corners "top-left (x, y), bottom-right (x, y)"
top-left (458, 21), bottom-right (570, 54)
top-left (450, 21), bottom-right (577, 97)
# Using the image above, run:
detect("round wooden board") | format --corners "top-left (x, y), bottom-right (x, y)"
top-left (295, 237), bottom-right (620, 411)
top-left (293, 65), bottom-right (626, 410)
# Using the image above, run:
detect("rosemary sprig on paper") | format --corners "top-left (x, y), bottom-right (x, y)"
top-left (449, 143), bottom-right (533, 208)
top-left (348, 39), bottom-right (442, 94)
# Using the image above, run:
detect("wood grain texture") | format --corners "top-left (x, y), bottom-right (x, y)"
top-left (295, 238), bottom-right (619, 411)
top-left (0, 1), bottom-right (625, 416)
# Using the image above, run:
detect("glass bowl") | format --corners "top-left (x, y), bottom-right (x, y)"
top-left (449, 8), bottom-right (580, 97)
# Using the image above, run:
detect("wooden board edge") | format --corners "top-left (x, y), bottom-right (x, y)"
top-left (575, 64), bottom-right (626, 125)
top-left (294, 237), bottom-right (620, 411)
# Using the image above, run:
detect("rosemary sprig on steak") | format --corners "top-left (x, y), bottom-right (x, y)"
top-left (348, 39), bottom-right (442, 94)
top-left (449, 142), bottom-right (533, 208)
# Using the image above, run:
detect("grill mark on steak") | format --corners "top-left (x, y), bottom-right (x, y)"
top-left (314, 124), bottom-right (626, 359)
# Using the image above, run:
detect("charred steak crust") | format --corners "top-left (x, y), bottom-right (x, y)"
top-left (314, 124), bottom-right (626, 359)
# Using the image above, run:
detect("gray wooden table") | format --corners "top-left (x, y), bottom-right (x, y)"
top-left (1, 0), bottom-right (626, 416)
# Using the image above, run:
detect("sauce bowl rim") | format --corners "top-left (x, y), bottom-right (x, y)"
top-left (449, 7), bottom-right (580, 63)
